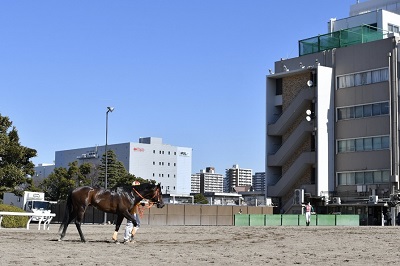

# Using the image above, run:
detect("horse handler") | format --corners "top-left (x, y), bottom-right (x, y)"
top-left (304, 202), bottom-right (314, 226)
top-left (123, 180), bottom-right (142, 244)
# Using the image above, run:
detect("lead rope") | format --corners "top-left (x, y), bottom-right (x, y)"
top-left (133, 187), bottom-right (158, 218)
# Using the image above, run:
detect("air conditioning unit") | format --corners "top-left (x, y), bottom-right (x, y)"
top-left (369, 195), bottom-right (378, 204)
top-left (294, 189), bottom-right (304, 205)
top-left (332, 197), bottom-right (341, 204)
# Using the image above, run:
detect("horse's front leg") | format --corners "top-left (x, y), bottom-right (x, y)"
top-left (112, 215), bottom-right (125, 242)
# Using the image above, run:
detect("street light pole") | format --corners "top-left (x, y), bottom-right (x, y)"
top-left (104, 106), bottom-right (114, 224)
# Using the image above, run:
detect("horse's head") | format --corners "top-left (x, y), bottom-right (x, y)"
top-left (155, 183), bottom-right (165, 208)
top-left (133, 182), bottom-right (165, 208)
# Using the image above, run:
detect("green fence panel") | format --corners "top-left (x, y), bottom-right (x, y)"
top-left (299, 214), bottom-right (317, 226)
top-left (249, 214), bottom-right (265, 226)
top-left (265, 214), bottom-right (282, 226)
top-left (317, 215), bottom-right (336, 226)
top-left (234, 214), bottom-right (250, 226)
top-left (281, 215), bottom-right (299, 226)
top-left (335, 215), bottom-right (360, 226)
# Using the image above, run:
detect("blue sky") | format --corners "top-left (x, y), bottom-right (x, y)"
top-left (0, 1), bottom-right (353, 175)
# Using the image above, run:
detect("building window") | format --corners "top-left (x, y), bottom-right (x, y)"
top-left (337, 170), bottom-right (390, 185)
top-left (153, 161), bottom-right (155, 165)
top-left (388, 23), bottom-right (400, 33)
top-left (337, 68), bottom-right (388, 89)
top-left (337, 136), bottom-right (389, 153)
top-left (276, 78), bottom-right (282, 95)
top-left (337, 101), bottom-right (389, 121)
top-left (153, 150), bottom-right (155, 154)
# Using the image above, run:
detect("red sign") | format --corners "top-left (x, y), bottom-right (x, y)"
top-left (133, 147), bottom-right (144, 152)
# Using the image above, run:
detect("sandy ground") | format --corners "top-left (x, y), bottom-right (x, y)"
top-left (0, 223), bottom-right (399, 265)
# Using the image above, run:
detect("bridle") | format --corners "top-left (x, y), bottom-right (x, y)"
top-left (132, 186), bottom-right (162, 206)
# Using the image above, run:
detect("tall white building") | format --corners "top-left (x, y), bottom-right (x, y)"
top-left (55, 137), bottom-right (192, 194)
top-left (191, 167), bottom-right (224, 193)
top-left (224, 164), bottom-right (252, 192)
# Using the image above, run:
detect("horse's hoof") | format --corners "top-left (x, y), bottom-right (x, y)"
top-left (112, 231), bottom-right (118, 241)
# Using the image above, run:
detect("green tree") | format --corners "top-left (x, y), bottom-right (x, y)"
top-left (40, 162), bottom-right (92, 200)
top-left (98, 150), bottom-right (132, 188)
top-left (40, 167), bottom-right (74, 201)
top-left (0, 114), bottom-right (37, 195)
top-left (194, 194), bottom-right (209, 204)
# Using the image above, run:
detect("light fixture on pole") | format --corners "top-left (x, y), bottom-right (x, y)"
top-left (104, 106), bottom-right (114, 224)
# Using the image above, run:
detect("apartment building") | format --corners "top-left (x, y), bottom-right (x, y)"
top-left (191, 167), bottom-right (224, 193)
top-left (224, 164), bottom-right (252, 193)
top-left (266, 0), bottom-right (400, 224)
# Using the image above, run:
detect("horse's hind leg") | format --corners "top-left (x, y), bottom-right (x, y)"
top-left (75, 210), bottom-right (87, 242)
top-left (59, 213), bottom-right (76, 241)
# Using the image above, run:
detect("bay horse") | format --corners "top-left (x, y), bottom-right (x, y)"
top-left (58, 182), bottom-right (164, 242)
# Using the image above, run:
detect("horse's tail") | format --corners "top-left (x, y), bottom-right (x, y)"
top-left (58, 189), bottom-right (73, 233)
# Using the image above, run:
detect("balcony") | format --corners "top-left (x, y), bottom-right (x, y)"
top-left (299, 25), bottom-right (387, 56)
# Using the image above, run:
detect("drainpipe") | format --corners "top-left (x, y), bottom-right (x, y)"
top-left (389, 40), bottom-right (399, 225)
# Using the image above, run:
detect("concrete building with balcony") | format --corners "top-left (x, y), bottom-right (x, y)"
top-left (191, 167), bottom-right (224, 194)
top-left (224, 164), bottom-right (252, 193)
top-left (55, 137), bottom-right (192, 194)
top-left (266, 0), bottom-right (400, 224)
top-left (252, 172), bottom-right (266, 192)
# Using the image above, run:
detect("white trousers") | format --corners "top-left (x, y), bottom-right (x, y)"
top-left (305, 212), bottom-right (311, 223)
top-left (123, 214), bottom-right (140, 241)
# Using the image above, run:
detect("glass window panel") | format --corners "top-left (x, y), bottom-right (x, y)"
top-left (337, 108), bottom-right (345, 120)
top-left (355, 172), bottom-right (364, 184)
top-left (381, 102), bottom-right (389, 114)
top-left (363, 105), bottom-right (372, 117)
top-left (345, 75), bottom-right (354, 87)
top-left (347, 139), bottom-right (355, 152)
top-left (373, 171), bottom-right (382, 183)
top-left (381, 68), bottom-right (389, 81)
top-left (355, 106), bottom-right (363, 118)
top-left (356, 139), bottom-right (364, 151)
top-left (365, 172), bottom-right (373, 184)
top-left (382, 171), bottom-right (390, 182)
top-left (338, 76), bottom-right (346, 89)
top-left (382, 136), bottom-right (390, 149)
top-left (347, 172), bottom-right (356, 185)
top-left (348, 106), bottom-right (355, 119)
top-left (338, 173), bottom-right (346, 185)
top-left (372, 103), bottom-right (381, 116)
top-left (365, 72), bottom-right (371, 84)
top-left (338, 141), bottom-right (346, 153)
top-left (373, 137), bottom-right (382, 150)
top-left (354, 73), bottom-right (362, 86)
top-left (364, 138), bottom-right (373, 150)
top-left (372, 70), bottom-right (381, 83)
